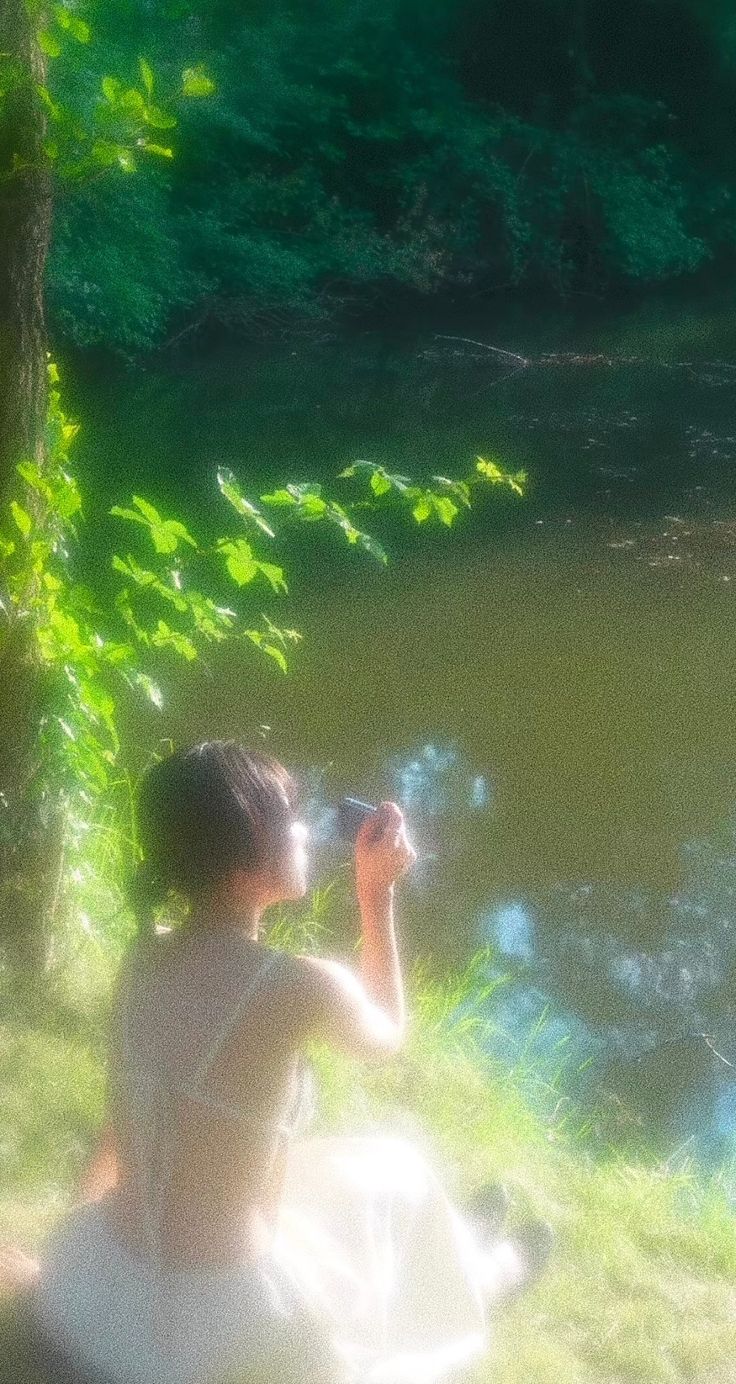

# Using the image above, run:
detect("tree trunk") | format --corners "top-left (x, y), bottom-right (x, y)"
top-left (0, 0), bottom-right (51, 488)
top-left (0, 0), bottom-right (57, 974)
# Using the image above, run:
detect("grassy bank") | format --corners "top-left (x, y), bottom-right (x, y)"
top-left (1, 947), bottom-right (734, 1384)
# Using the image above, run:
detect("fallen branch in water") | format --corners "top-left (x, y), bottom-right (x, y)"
top-left (429, 335), bottom-right (736, 383)
top-left (433, 334), bottom-right (531, 368)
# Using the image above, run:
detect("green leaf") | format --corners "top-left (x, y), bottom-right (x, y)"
top-left (412, 496), bottom-right (432, 523)
top-left (262, 613), bottom-right (302, 645)
top-left (218, 468), bottom-right (275, 536)
top-left (110, 505), bottom-right (148, 527)
top-left (144, 105), bottom-right (177, 130)
top-left (37, 30), bottom-right (62, 57)
top-left (151, 620), bottom-right (198, 661)
top-left (10, 501), bottom-right (32, 537)
top-left (358, 532), bottom-right (389, 564)
top-left (245, 617), bottom-right (297, 671)
top-left (48, 606), bottom-right (86, 657)
top-left (121, 495), bottom-right (197, 552)
top-left (181, 66), bottom-right (215, 98)
top-left (130, 496), bottom-right (160, 524)
top-left (101, 76), bottom-right (122, 104)
top-left (53, 470), bottom-right (83, 519)
top-left (120, 88), bottom-right (146, 118)
top-left (256, 561), bottom-right (287, 593)
top-left (187, 590), bottom-right (232, 639)
top-left (68, 15), bottom-right (90, 42)
top-left (67, 583), bottom-right (101, 615)
top-left (260, 489), bottom-right (297, 506)
top-left (433, 496), bottom-right (459, 527)
top-left (263, 643), bottom-right (288, 673)
top-left (476, 456), bottom-right (504, 482)
top-left (135, 673), bottom-right (163, 709)
top-left (300, 495), bottom-right (327, 518)
top-left (384, 471), bottom-right (413, 494)
top-left (116, 149), bottom-right (137, 173)
top-left (111, 553), bottom-right (153, 584)
top-left (17, 459), bottom-right (51, 498)
top-left (91, 139), bottom-right (124, 168)
top-left (338, 460), bottom-right (375, 475)
top-left (54, 7), bottom-right (90, 41)
top-left (220, 539), bottom-right (258, 586)
top-left (78, 677), bottom-right (116, 725)
top-left (111, 553), bottom-right (184, 608)
top-left (148, 520), bottom-right (178, 553)
top-left (432, 476), bottom-right (472, 508)
top-left (29, 539), bottom-right (52, 571)
top-left (143, 142), bottom-right (173, 159)
top-left (36, 85), bottom-right (61, 121)
top-left (99, 640), bottom-right (135, 668)
top-left (370, 470), bottom-right (392, 497)
top-left (138, 56), bottom-right (154, 96)
top-left (150, 519), bottom-right (197, 555)
top-left (159, 519), bottom-right (197, 551)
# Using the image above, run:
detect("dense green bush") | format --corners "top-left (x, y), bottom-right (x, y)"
top-left (46, 0), bottom-right (736, 356)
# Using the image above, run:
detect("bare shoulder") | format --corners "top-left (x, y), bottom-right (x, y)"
top-left (295, 953), bottom-right (368, 999)
top-left (280, 951), bottom-right (365, 1007)
top-left (287, 952), bottom-right (402, 1057)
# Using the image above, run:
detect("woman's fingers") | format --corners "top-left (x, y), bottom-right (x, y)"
top-left (355, 801), bottom-right (416, 886)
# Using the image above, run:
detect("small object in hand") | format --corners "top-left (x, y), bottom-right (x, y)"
top-left (335, 796), bottom-right (378, 842)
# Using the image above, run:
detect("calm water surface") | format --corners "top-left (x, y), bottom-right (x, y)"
top-left (71, 304), bottom-right (736, 1166)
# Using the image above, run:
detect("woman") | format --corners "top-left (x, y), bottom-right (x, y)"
top-left (9, 741), bottom-right (548, 1384)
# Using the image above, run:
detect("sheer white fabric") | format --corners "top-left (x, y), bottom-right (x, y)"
top-left (34, 1134), bottom-right (490, 1384)
top-left (32, 934), bottom-right (491, 1383)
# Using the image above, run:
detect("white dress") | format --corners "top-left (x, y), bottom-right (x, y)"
top-left (32, 937), bottom-right (490, 1384)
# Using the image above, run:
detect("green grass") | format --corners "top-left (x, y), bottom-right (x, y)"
top-left (1, 942), bottom-right (734, 1384)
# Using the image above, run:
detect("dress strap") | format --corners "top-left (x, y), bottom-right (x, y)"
top-left (188, 948), bottom-right (286, 1096)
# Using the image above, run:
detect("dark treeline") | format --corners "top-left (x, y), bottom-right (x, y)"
top-left (49, 0), bottom-right (736, 356)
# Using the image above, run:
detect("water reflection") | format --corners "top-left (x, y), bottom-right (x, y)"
top-left (474, 812), bottom-right (736, 1169)
top-left (386, 741), bottom-right (493, 821)
top-left (300, 740), bottom-right (736, 1172)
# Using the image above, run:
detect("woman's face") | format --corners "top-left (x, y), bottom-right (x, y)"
top-left (269, 817), bottom-right (310, 902)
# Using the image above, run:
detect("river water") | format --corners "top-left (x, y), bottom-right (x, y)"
top-left (70, 301), bottom-right (736, 1170)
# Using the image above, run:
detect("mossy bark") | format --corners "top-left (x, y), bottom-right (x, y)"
top-left (0, 1), bottom-right (58, 973)
top-left (0, 0), bottom-right (51, 489)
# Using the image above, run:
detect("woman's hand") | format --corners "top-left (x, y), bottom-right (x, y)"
top-left (355, 801), bottom-right (417, 899)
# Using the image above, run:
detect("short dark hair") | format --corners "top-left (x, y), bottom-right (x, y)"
top-left (128, 740), bottom-right (297, 927)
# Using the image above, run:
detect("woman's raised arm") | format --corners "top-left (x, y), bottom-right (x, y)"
top-left (296, 802), bottom-right (416, 1059)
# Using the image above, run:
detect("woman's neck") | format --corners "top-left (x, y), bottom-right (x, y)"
top-left (185, 901), bottom-right (262, 940)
